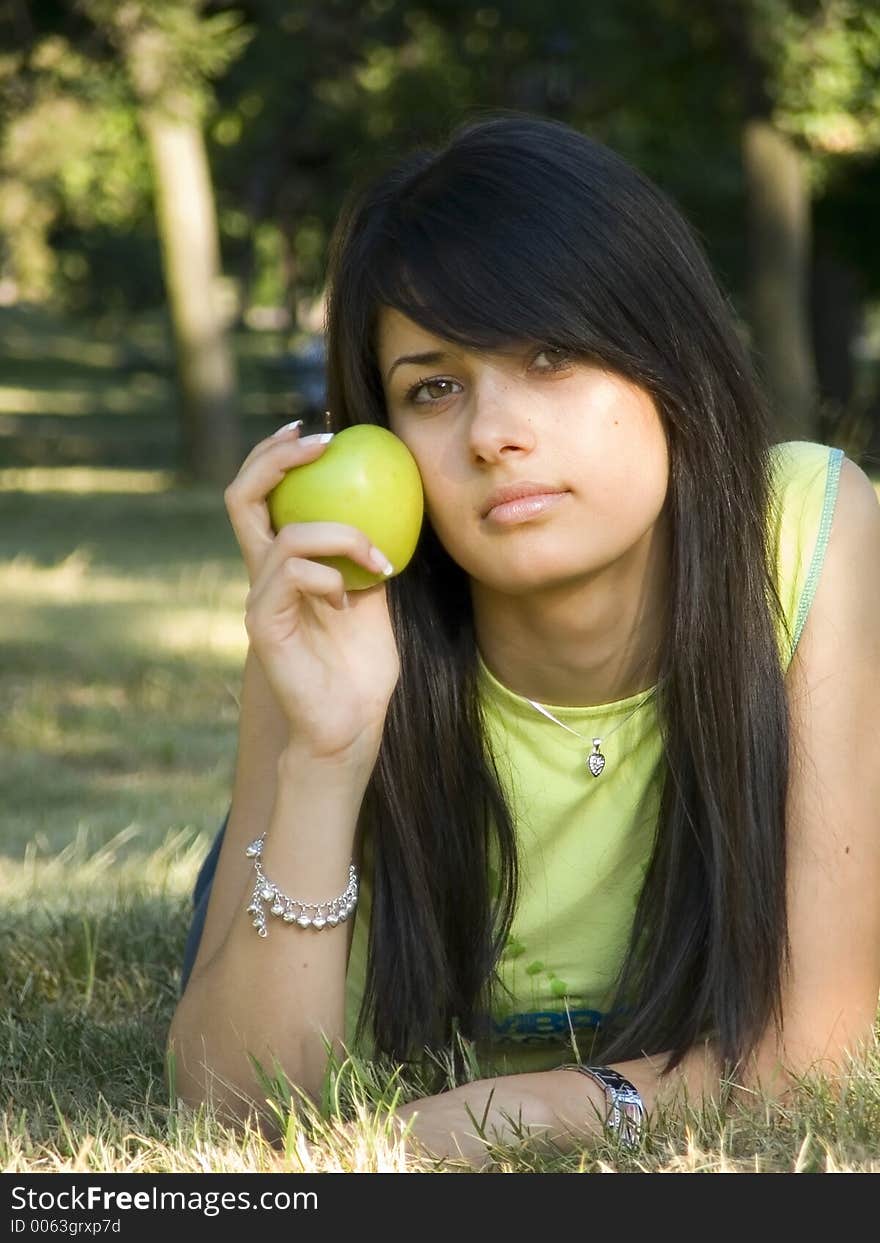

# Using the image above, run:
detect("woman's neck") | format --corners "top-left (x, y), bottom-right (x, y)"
top-left (470, 514), bottom-right (670, 708)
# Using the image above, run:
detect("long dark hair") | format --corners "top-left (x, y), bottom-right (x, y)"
top-left (322, 111), bottom-right (794, 1086)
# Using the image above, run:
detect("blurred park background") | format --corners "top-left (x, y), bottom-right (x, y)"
top-left (3, 0), bottom-right (880, 481)
top-left (3, 0), bottom-right (880, 1171)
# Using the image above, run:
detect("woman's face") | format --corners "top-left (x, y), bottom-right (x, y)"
top-left (376, 306), bottom-right (670, 599)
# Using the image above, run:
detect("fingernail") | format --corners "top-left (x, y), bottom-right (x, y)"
top-left (271, 419), bottom-right (303, 437)
top-left (300, 432), bottom-right (334, 445)
top-left (369, 546), bottom-right (394, 576)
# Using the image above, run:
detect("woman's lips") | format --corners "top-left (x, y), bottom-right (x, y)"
top-left (483, 491), bottom-right (570, 525)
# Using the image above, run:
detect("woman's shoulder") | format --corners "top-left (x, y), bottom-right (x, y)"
top-left (768, 438), bottom-right (843, 483)
top-left (767, 440), bottom-right (847, 670)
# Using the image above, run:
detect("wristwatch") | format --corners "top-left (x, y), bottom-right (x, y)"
top-left (556, 1064), bottom-right (646, 1149)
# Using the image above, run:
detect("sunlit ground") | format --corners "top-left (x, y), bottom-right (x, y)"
top-left (0, 465), bottom-right (247, 858)
top-left (0, 467), bottom-right (178, 492)
top-left (0, 305), bottom-right (312, 462)
top-left (1, 294), bottom-right (879, 1170)
top-left (1, 460), bottom-right (879, 1173)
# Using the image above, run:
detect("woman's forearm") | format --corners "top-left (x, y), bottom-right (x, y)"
top-left (168, 738), bottom-right (377, 1125)
top-left (390, 1042), bottom-right (724, 1168)
top-left (389, 1036), bottom-right (855, 1169)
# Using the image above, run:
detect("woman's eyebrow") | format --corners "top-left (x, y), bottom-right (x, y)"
top-left (385, 342), bottom-right (525, 382)
top-left (386, 351), bottom-right (451, 382)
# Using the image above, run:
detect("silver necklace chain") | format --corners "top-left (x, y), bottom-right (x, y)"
top-left (524, 684), bottom-right (659, 777)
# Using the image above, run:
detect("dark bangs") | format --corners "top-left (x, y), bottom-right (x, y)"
top-left (325, 115), bottom-right (727, 431)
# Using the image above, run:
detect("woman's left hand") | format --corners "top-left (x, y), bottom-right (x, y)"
top-left (388, 1093), bottom-right (500, 1170)
top-left (297, 1091), bottom-right (491, 1171)
top-left (302, 1072), bottom-right (603, 1170)
top-left (377, 1074), bottom-right (587, 1170)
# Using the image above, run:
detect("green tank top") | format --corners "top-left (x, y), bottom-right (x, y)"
top-left (341, 440), bottom-right (845, 1076)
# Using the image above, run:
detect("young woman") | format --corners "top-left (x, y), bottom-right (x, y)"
top-left (168, 113), bottom-right (880, 1168)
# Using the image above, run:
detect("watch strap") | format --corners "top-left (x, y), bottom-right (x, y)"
top-left (556, 1063), bottom-right (646, 1149)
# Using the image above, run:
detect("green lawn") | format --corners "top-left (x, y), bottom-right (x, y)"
top-left (0, 302), bottom-right (321, 471)
top-left (2, 306), bottom-right (879, 1173)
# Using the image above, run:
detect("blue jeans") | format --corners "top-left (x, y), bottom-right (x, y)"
top-left (179, 807), bottom-right (230, 995)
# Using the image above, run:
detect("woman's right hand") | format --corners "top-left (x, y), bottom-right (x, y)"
top-left (223, 422), bottom-right (402, 765)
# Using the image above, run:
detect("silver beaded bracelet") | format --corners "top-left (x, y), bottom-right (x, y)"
top-left (245, 832), bottom-right (358, 936)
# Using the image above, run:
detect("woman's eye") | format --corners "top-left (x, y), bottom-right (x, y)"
top-left (402, 348), bottom-right (572, 405)
top-left (532, 347), bottom-right (572, 370)
top-left (404, 377), bottom-right (460, 404)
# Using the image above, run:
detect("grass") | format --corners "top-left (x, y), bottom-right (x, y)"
top-left (2, 306), bottom-right (880, 1174)
top-left (0, 302), bottom-right (322, 470)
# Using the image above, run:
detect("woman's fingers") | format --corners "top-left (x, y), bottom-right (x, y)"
top-left (225, 428), bottom-right (333, 510)
top-left (245, 554), bottom-right (350, 634)
top-left (246, 521), bottom-right (395, 603)
top-left (223, 427), bottom-right (336, 581)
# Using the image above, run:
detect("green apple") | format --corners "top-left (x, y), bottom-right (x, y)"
top-left (266, 424), bottom-right (425, 590)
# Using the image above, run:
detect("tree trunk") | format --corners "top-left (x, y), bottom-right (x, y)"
top-left (742, 119), bottom-right (818, 441)
top-left (140, 102), bottom-right (241, 485)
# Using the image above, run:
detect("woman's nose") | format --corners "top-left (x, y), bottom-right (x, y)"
top-left (466, 377), bottom-right (537, 458)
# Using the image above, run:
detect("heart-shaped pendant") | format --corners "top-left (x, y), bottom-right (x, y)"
top-left (588, 745), bottom-right (606, 777)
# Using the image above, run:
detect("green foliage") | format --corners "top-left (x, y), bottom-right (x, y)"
top-left (81, 0), bottom-right (254, 110)
top-left (0, 36), bottom-right (153, 300)
top-left (1, 0), bottom-right (879, 322)
top-left (0, 2), bottom-right (252, 306)
top-left (764, 0), bottom-right (880, 174)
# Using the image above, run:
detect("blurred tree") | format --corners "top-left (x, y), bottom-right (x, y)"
top-left (2, 0), bottom-right (877, 461)
top-left (712, 0), bottom-right (880, 443)
top-left (78, 0), bottom-right (252, 486)
top-left (0, 13), bottom-right (157, 309)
